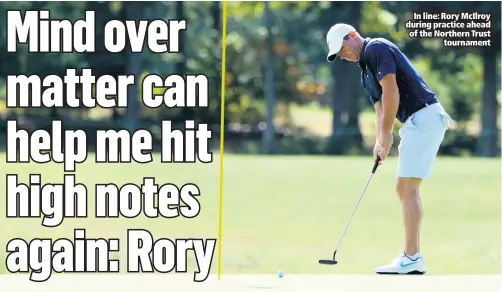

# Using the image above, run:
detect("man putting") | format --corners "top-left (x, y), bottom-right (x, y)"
top-left (325, 23), bottom-right (453, 275)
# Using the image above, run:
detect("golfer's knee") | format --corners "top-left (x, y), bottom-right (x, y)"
top-left (396, 178), bottom-right (420, 199)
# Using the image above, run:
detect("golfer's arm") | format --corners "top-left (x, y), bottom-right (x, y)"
top-left (374, 101), bottom-right (382, 143)
top-left (378, 74), bottom-right (399, 134)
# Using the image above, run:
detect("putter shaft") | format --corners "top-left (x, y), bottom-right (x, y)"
top-left (324, 157), bottom-right (380, 264)
top-left (334, 171), bottom-right (375, 253)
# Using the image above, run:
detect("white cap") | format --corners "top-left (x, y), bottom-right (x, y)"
top-left (326, 23), bottom-right (356, 62)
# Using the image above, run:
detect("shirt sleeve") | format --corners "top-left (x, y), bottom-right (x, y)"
top-left (366, 43), bottom-right (396, 82)
top-left (369, 95), bottom-right (380, 105)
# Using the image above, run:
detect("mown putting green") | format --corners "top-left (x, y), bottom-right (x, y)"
top-left (0, 154), bottom-right (499, 275)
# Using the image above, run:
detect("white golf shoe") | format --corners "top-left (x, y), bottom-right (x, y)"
top-left (375, 252), bottom-right (426, 275)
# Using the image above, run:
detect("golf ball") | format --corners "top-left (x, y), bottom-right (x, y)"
top-left (277, 270), bottom-right (285, 278)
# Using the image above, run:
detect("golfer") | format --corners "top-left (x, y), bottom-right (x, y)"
top-left (325, 23), bottom-right (453, 274)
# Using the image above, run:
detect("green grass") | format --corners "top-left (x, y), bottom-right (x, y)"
top-left (0, 153), bottom-right (500, 275)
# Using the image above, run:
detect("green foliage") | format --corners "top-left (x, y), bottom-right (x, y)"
top-left (0, 1), bottom-right (498, 156)
top-left (409, 53), bottom-right (484, 126)
top-left (447, 54), bottom-right (483, 125)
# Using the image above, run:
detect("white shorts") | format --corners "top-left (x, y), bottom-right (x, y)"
top-left (397, 102), bottom-right (453, 179)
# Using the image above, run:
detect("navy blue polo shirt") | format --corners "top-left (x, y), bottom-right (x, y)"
top-left (358, 37), bottom-right (438, 123)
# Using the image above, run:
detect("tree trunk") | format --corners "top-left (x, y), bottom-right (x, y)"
top-left (478, 49), bottom-right (499, 157)
top-left (262, 1), bottom-right (276, 154)
top-left (211, 1), bottom-right (223, 125)
top-left (326, 2), bottom-right (364, 155)
top-left (176, 2), bottom-right (193, 122)
top-left (123, 1), bottom-right (142, 132)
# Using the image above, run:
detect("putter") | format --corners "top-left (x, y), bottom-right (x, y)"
top-left (319, 155), bottom-right (382, 265)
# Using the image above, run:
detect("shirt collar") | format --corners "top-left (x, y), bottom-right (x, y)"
top-left (358, 37), bottom-right (371, 71)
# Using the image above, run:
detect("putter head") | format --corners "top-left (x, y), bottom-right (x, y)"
top-left (319, 250), bottom-right (338, 265)
top-left (318, 259), bottom-right (338, 265)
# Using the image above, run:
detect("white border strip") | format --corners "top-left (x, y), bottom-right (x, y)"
top-left (1, 275), bottom-right (501, 292)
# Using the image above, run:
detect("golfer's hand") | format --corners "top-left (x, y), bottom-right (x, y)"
top-left (373, 143), bottom-right (382, 165)
top-left (378, 132), bottom-right (393, 161)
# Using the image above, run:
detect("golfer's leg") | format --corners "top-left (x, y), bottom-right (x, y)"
top-left (376, 105), bottom-right (449, 274)
top-left (396, 177), bottom-right (422, 256)
top-left (417, 189), bottom-right (422, 252)
top-left (375, 123), bottom-right (427, 274)
top-left (397, 132), bottom-right (443, 258)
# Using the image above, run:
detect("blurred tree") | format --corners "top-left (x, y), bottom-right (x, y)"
top-left (477, 3), bottom-right (501, 157)
top-left (0, 1), bottom-right (498, 156)
top-left (123, 1), bottom-right (143, 132)
top-left (262, 1), bottom-right (276, 154)
top-left (175, 2), bottom-right (194, 123)
top-left (383, 1), bottom-right (501, 156)
top-left (85, 1), bottom-right (126, 121)
top-left (211, 1), bottom-right (223, 126)
top-left (322, 1), bottom-right (364, 154)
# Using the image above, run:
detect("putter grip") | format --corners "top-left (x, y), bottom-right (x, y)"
top-left (372, 156), bottom-right (381, 173)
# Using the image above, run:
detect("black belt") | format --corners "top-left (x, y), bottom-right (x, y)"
top-left (416, 99), bottom-right (438, 112)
